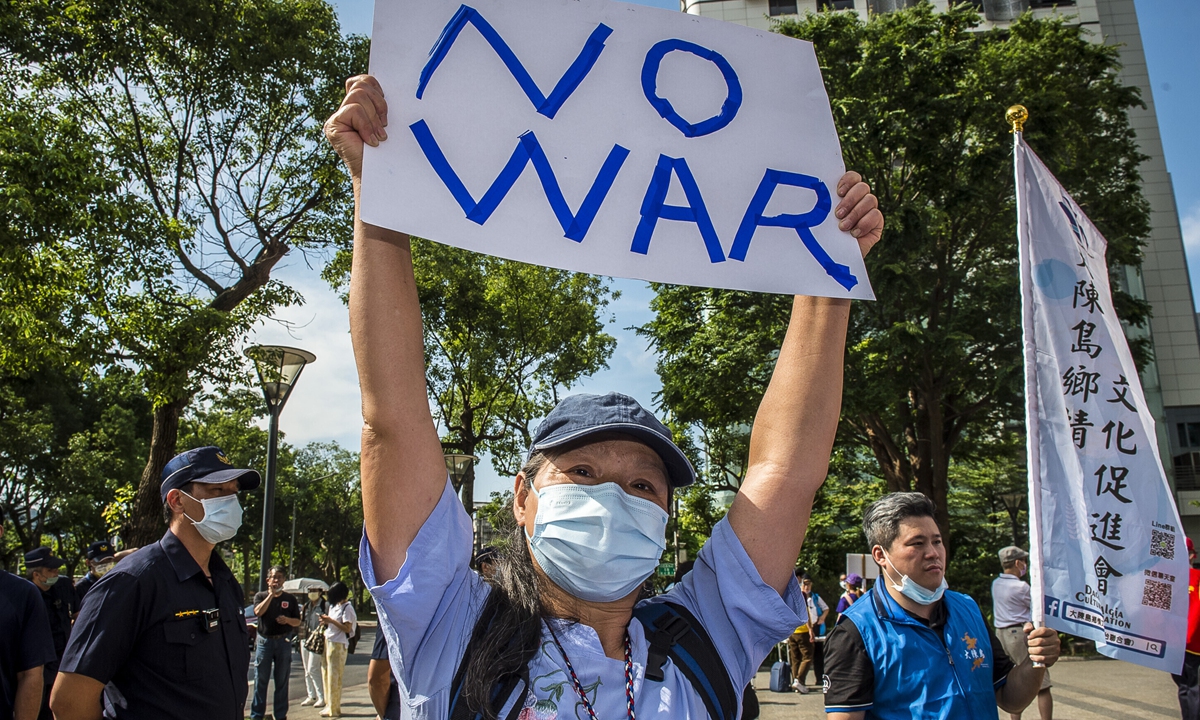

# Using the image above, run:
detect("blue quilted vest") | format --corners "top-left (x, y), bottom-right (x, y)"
top-left (841, 586), bottom-right (1000, 720)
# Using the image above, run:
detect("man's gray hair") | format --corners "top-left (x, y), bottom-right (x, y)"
top-left (863, 492), bottom-right (937, 550)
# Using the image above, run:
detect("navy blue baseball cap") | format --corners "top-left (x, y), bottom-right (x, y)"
top-left (528, 392), bottom-right (695, 487)
top-left (86, 541), bottom-right (115, 561)
top-left (24, 546), bottom-right (64, 570)
top-left (160, 446), bottom-right (261, 501)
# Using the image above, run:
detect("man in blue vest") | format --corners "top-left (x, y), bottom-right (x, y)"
top-left (822, 492), bottom-right (1059, 719)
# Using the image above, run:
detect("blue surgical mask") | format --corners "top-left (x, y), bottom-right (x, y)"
top-left (526, 481), bottom-right (668, 603)
top-left (183, 491), bottom-right (243, 544)
top-left (881, 549), bottom-right (947, 606)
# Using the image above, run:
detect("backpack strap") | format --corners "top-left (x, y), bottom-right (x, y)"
top-left (633, 601), bottom-right (739, 720)
top-left (448, 592), bottom-right (530, 720)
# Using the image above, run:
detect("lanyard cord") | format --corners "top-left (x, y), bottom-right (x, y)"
top-left (545, 621), bottom-right (636, 720)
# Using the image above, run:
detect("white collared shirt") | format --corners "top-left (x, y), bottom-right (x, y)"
top-left (991, 572), bottom-right (1032, 627)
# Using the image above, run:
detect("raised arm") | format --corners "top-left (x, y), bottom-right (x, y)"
top-left (728, 172), bottom-right (882, 593)
top-left (325, 75), bottom-right (448, 582)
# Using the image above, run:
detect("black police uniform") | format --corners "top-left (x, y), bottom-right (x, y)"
top-left (59, 530), bottom-right (249, 719)
top-left (38, 576), bottom-right (77, 670)
top-left (0, 570), bottom-right (57, 719)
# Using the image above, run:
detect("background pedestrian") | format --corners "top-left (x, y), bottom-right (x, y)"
top-left (800, 574), bottom-right (829, 682)
top-left (320, 581), bottom-right (357, 718)
top-left (1, 524), bottom-right (57, 720)
top-left (788, 569), bottom-right (815, 693)
top-left (992, 546), bottom-right (1053, 720)
top-left (24, 546), bottom-right (76, 720)
top-left (73, 541), bottom-right (116, 605)
top-left (836, 573), bottom-right (862, 614)
top-left (368, 622), bottom-right (400, 720)
top-left (300, 584), bottom-right (328, 708)
top-left (251, 565), bottom-right (302, 720)
top-left (1174, 537), bottom-right (1199, 720)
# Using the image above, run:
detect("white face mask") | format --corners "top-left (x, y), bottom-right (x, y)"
top-left (94, 561), bottom-right (115, 577)
top-left (308, 591), bottom-right (321, 601)
top-left (182, 491), bottom-right (243, 544)
top-left (881, 548), bottom-right (947, 606)
top-left (41, 573), bottom-right (60, 586)
top-left (526, 481), bottom-right (668, 603)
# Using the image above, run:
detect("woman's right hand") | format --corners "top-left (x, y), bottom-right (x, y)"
top-left (324, 74), bottom-right (389, 180)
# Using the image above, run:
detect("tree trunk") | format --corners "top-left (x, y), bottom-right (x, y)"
top-left (123, 396), bottom-right (189, 547)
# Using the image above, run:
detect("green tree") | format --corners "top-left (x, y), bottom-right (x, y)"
top-left (327, 240), bottom-right (618, 510)
top-left (0, 368), bottom-right (151, 573)
top-left (641, 4), bottom-right (1152, 543)
top-left (4, 0), bottom-right (368, 546)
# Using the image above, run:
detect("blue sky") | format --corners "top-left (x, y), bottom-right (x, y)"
top-left (251, 0), bottom-right (1200, 500)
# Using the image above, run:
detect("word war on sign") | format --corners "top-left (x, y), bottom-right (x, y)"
top-left (361, 0), bottom-right (874, 299)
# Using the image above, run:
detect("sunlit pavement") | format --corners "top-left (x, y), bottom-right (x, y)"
top-left (754, 656), bottom-right (1181, 719)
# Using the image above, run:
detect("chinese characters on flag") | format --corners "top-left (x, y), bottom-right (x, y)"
top-left (1016, 133), bottom-right (1188, 673)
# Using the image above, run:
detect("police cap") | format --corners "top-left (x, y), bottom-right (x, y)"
top-left (86, 541), bottom-right (116, 561)
top-left (160, 446), bottom-right (261, 501)
top-left (25, 546), bottom-right (65, 570)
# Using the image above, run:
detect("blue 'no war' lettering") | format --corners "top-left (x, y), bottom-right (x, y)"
top-left (632, 155), bottom-right (726, 264)
top-left (730, 170), bottom-right (858, 290)
top-left (641, 39), bottom-right (742, 138)
top-left (632, 162), bottom-right (857, 290)
top-left (417, 5), bottom-right (612, 120)
top-left (411, 120), bottom-right (629, 242)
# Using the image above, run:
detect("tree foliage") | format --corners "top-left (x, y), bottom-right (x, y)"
top-left (0, 368), bottom-right (151, 573)
top-left (2, 0), bottom-right (368, 545)
top-left (328, 240), bottom-right (618, 508)
top-left (640, 5), bottom-right (1152, 547)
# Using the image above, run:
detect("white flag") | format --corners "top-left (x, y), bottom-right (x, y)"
top-left (1016, 133), bottom-right (1188, 673)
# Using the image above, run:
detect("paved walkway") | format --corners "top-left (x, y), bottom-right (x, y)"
top-left (753, 656), bottom-right (1181, 719)
top-left (265, 638), bottom-right (1181, 719)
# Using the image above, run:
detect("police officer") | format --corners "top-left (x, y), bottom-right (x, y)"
top-left (73, 541), bottom-right (116, 605)
top-left (25, 546), bottom-right (77, 720)
top-left (1, 523), bottom-right (57, 720)
top-left (50, 446), bottom-right (260, 720)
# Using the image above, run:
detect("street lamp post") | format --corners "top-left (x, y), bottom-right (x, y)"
top-left (999, 491), bottom-right (1027, 546)
top-left (245, 345), bottom-right (316, 591)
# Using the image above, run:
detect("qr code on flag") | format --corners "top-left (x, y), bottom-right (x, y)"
top-left (1151, 530), bottom-right (1176, 560)
top-left (1142, 579), bottom-right (1172, 611)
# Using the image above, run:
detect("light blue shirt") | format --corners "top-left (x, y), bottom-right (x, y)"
top-left (361, 478), bottom-right (805, 720)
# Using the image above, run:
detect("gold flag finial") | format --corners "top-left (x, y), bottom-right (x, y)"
top-left (1006, 105), bottom-right (1028, 134)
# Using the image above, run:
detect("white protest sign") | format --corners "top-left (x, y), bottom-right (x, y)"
top-left (1016, 133), bottom-right (1188, 673)
top-left (360, 0), bottom-right (873, 299)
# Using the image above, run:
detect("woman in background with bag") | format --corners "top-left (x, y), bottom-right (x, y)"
top-left (320, 581), bottom-right (357, 718)
top-left (300, 584), bottom-right (328, 708)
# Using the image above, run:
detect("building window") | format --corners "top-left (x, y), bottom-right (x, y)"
top-left (1175, 451), bottom-right (1200, 491)
top-left (818, 0), bottom-right (855, 9)
top-left (1029, 0), bottom-right (1076, 7)
top-left (770, 0), bottom-right (799, 15)
top-left (1178, 422), bottom-right (1200, 449)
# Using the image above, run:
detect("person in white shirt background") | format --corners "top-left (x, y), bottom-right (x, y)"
top-left (992, 546), bottom-right (1053, 720)
top-left (319, 582), bottom-right (358, 719)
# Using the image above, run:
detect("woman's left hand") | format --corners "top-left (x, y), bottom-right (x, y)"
top-left (834, 171), bottom-right (883, 258)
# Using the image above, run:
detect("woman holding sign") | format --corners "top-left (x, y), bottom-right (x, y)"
top-left (326, 74), bottom-right (882, 720)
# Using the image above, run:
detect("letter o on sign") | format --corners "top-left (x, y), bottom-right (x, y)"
top-left (641, 39), bottom-right (742, 138)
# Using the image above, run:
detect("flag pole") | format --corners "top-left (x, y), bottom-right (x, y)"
top-left (1009, 103), bottom-right (1047, 668)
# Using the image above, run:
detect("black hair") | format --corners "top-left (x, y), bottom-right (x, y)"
top-left (461, 453), bottom-right (551, 720)
top-left (268, 565), bottom-right (286, 577)
top-left (327, 581), bottom-right (350, 604)
top-left (863, 492), bottom-right (937, 551)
